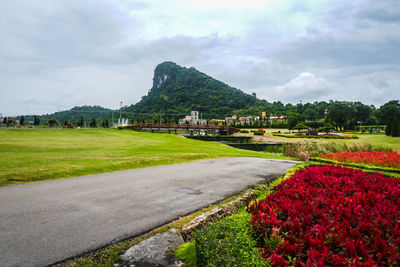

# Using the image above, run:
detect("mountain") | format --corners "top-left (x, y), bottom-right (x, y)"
top-left (126, 61), bottom-right (271, 118)
top-left (33, 105), bottom-right (114, 124)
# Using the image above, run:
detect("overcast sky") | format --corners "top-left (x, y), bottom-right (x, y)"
top-left (1, 0), bottom-right (399, 116)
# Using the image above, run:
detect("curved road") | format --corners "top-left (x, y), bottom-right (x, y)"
top-left (0, 157), bottom-right (298, 267)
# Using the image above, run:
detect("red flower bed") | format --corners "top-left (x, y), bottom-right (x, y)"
top-left (321, 151), bottom-right (400, 169)
top-left (249, 165), bottom-right (400, 266)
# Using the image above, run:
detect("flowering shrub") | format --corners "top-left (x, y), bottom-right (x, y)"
top-left (321, 151), bottom-right (400, 169)
top-left (248, 165), bottom-right (400, 266)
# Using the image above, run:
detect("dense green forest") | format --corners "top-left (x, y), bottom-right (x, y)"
top-left (6, 106), bottom-right (114, 128)
top-left (2, 62), bottom-right (399, 136)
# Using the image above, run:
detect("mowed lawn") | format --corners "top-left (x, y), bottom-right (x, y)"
top-left (355, 134), bottom-right (400, 151)
top-left (0, 128), bottom-right (288, 187)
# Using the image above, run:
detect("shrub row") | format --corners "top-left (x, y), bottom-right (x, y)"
top-left (195, 211), bottom-right (268, 266)
top-left (185, 135), bottom-right (252, 143)
top-left (253, 131), bottom-right (264, 136)
top-left (227, 143), bottom-right (283, 153)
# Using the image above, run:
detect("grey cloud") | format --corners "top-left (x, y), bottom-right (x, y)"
top-left (357, 0), bottom-right (400, 23)
top-left (368, 73), bottom-right (391, 89)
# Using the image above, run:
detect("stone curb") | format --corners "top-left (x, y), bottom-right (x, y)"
top-left (180, 190), bottom-right (256, 242)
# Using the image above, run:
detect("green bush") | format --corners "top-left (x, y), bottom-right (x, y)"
top-left (175, 242), bottom-right (196, 267)
top-left (253, 131), bottom-right (264, 136)
top-left (240, 129), bottom-right (250, 133)
top-left (195, 211), bottom-right (268, 267)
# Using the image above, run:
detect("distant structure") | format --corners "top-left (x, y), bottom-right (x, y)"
top-left (269, 116), bottom-right (287, 122)
top-left (179, 111), bottom-right (207, 125)
top-left (117, 118), bottom-right (129, 126)
top-left (224, 115), bottom-right (237, 124)
top-left (239, 117), bottom-right (255, 123)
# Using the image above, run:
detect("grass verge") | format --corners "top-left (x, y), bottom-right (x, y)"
top-left (0, 128), bottom-right (293, 187)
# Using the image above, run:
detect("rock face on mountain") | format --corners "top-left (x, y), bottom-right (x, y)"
top-left (127, 61), bottom-right (262, 118)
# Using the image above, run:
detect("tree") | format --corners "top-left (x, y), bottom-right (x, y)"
top-left (287, 112), bottom-right (305, 130)
top-left (34, 116), bottom-right (40, 126)
top-left (48, 119), bottom-right (57, 128)
top-left (78, 117), bottom-right (84, 127)
top-left (319, 122), bottom-right (334, 134)
top-left (19, 116), bottom-right (25, 126)
top-left (354, 102), bottom-right (372, 124)
top-left (325, 102), bottom-right (354, 130)
top-left (89, 118), bottom-right (97, 128)
top-left (3, 117), bottom-right (7, 125)
top-left (101, 120), bottom-right (109, 128)
top-left (293, 122), bottom-right (307, 132)
top-left (391, 117), bottom-right (400, 137)
top-left (378, 100), bottom-right (400, 136)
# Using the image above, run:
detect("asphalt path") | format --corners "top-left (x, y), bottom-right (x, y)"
top-left (0, 157), bottom-right (298, 267)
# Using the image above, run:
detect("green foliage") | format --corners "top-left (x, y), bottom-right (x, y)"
top-left (305, 120), bottom-right (325, 129)
top-left (287, 112), bottom-right (305, 130)
top-left (391, 117), bottom-right (400, 137)
top-left (19, 116), bottom-right (25, 126)
top-left (253, 131), bottom-right (264, 135)
top-left (33, 116), bottom-right (40, 126)
top-left (89, 118), bottom-right (97, 128)
top-left (175, 242), bottom-right (197, 267)
top-left (128, 62), bottom-right (263, 118)
top-left (195, 210), bottom-right (269, 267)
top-left (378, 100), bottom-right (400, 136)
top-left (48, 118), bottom-right (57, 127)
top-left (318, 122), bottom-right (334, 134)
top-left (34, 105), bottom-right (113, 127)
top-left (293, 122), bottom-right (307, 131)
top-left (240, 129), bottom-right (250, 133)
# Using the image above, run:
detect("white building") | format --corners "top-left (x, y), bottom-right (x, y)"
top-left (179, 111), bottom-right (207, 125)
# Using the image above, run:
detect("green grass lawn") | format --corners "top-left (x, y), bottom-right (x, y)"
top-left (354, 134), bottom-right (400, 151)
top-left (0, 128), bottom-right (289, 187)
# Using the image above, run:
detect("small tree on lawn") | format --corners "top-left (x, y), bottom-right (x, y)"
top-left (319, 122), bottom-right (334, 134)
top-left (48, 119), bottom-right (57, 128)
top-left (89, 118), bottom-right (97, 128)
top-left (35, 116), bottom-right (41, 126)
top-left (391, 117), bottom-right (400, 137)
top-left (19, 116), bottom-right (25, 126)
top-left (293, 122), bottom-right (307, 133)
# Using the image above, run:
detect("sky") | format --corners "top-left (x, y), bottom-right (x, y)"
top-left (1, 0), bottom-right (399, 116)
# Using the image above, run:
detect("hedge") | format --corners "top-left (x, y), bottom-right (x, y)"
top-left (195, 211), bottom-right (268, 267)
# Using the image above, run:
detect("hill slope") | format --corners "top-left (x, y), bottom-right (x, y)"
top-left (38, 105), bottom-right (113, 124)
top-left (127, 62), bottom-right (268, 118)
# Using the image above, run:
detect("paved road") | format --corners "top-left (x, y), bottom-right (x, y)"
top-left (0, 157), bottom-right (298, 267)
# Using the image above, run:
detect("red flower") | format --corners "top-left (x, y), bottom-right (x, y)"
top-left (249, 165), bottom-right (400, 265)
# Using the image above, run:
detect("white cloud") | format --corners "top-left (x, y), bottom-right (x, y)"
top-left (259, 72), bottom-right (336, 103)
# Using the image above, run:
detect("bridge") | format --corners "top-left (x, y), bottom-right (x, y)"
top-left (118, 123), bottom-right (239, 135)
